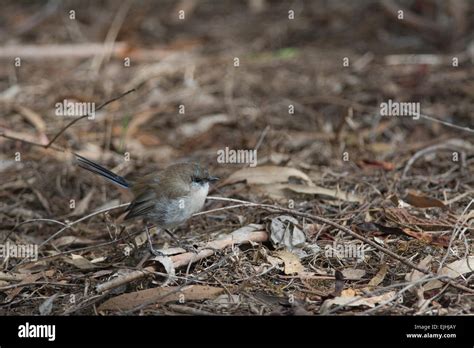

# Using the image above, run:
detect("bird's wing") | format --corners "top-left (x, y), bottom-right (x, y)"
top-left (124, 188), bottom-right (157, 220)
top-left (124, 172), bottom-right (191, 220)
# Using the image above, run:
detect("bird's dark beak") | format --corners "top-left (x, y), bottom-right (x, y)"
top-left (208, 176), bottom-right (219, 182)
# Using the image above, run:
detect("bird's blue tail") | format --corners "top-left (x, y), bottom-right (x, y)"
top-left (75, 154), bottom-right (130, 189)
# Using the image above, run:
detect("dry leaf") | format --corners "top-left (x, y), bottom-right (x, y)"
top-left (17, 261), bottom-right (49, 274)
top-left (283, 184), bottom-right (363, 203)
top-left (52, 236), bottom-right (96, 248)
top-left (39, 294), bottom-right (58, 315)
top-left (0, 272), bottom-right (27, 281)
top-left (357, 159), bottom-right (395, 171)
top-left (13, 104), bottom-right (47, 133)
top-left (361, 222), bottom-right (450, 247)
top-left (223, 166), bottom-right (313, 186)
top-left (256, 183), bottom-right (362, 203)
top-left (366, 142), bottom-right (395, 154)
top-left (342, 268), bottom-right (366, 280)
top-left (69, 189), bottom-right (96, 217)
top-left (178, 113), bottom-right (231, 137)
top-left (269, 215), bottom-right (306, 250)
top-left (321, 291), bottom-right (396, 312)
top-left (424, 256), bottom-right (474, 291)
top-left (98, 285), bottom-right (224, 311)
top-left (222, 165), bottom-right (361, 203)
top-left (274, 250), bottom-right (305, 275)
top-left (406, 255), bottom-right (433, 283)
top-left (368, 264), bottom-right (388, 287)
top-left (62, 254), bottom-right (97, 270)
top-left (404, 191), bottom-right (446, 209)
top-left (265, 255), bottom-right (284, 270)
top-left (341, 288), bottom-right (357, 297)
top-left (402, 229), bottom-right (450, 247)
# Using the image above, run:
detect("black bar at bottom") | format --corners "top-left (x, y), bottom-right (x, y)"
top-left (0, 315), bottom-right (471, 346)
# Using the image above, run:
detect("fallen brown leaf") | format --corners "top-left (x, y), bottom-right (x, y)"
top-left (283, 184), bottom-right (363, 203)
top-left (69, 189), bottom-right (96, 217)
top-left (358, 222), bottom-right (450, 247)
top-left (222, 166), bottom-right (313, 186)
top-left (98, 285), bottom-right (224, 311)
top-left (368, 264), bottom-right (388, 287)
top-left (402, 229), bottom-right (450, 247)
top-left (257, 183), bottom-right (362, 203)
top-left (321, 291), bottom-right (396, 312)
top-left (52, 236), bottom-right (97, 248)
top-left (269, 215), bottom-right (306, 250)
top-left (274, 250), bottom-right (305, 275)
top-left (424, 256), bottom-right (474, 291)
top-left (62, 254), bottom-right (97, 270)
top-left (404, 191), bottom-right (447, 209)
top-left (357, 159), bottom-right (395, 171)
top-left (405, 255), bottom-right (433, 287)
top-left (341, 268), bottom-right (366, 280)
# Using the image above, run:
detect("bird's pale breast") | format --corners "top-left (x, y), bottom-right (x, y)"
top-left (146, 182), bottom-right (209, 228)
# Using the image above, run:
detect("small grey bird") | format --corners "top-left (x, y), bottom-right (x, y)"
top-left (75, 154), bottom-right (218, 254)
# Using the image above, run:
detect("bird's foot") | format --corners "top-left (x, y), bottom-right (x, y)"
top-left (149, 245), bottom-right (165, 257)
top-left (177, 241), bottom-right (200, 254)
top-left (163, 229), bottom-right (199, 254)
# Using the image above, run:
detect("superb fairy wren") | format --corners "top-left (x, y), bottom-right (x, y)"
top-left (75, 154), bottom-right (218, 254)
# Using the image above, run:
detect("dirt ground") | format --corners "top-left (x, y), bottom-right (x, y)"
top-left (0, 0), bottom-right (473, 315)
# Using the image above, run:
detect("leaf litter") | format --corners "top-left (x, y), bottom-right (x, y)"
top-left (0, 1), bottom-right (472, 316)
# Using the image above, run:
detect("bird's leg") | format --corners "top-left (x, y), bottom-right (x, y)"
top-left (145, 225), bottom-right (164, 257)
top-left (164, 228), bottom-right (199, 254)
top-left (163, 228), bottom-right (180, 243)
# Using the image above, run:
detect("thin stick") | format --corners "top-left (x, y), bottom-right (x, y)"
top-left (402, 139), bottom-right (472, 178)
top-left (0, 281), bottom-right (78, 291)
top-left (45, 88), bottom-right (136, 148)
top-left (38, 203), bottom-right (130, 248)
top-left (254, 125), bottom-right (270, 151)
top-left (3, 218), bottom-right (68, 244)
top-left (0, 133), bottom-right (64, 152)
top-left (193, 203), bottom-right (255, 216)
top-left (419, 114), bottom-right (474, 134)
top-left (0, 89), bottom-right (136, 150)
top-left (90, 0), bottom-right (131, 74)
top-left (11, 228), bottom-right (143, 271)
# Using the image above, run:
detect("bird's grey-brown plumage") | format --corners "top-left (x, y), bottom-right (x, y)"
top-left (75, 155), bottom-right (217, 228)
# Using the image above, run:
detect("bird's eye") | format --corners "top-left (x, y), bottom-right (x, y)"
top-left (192, 176), bottom-right (202, 183)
